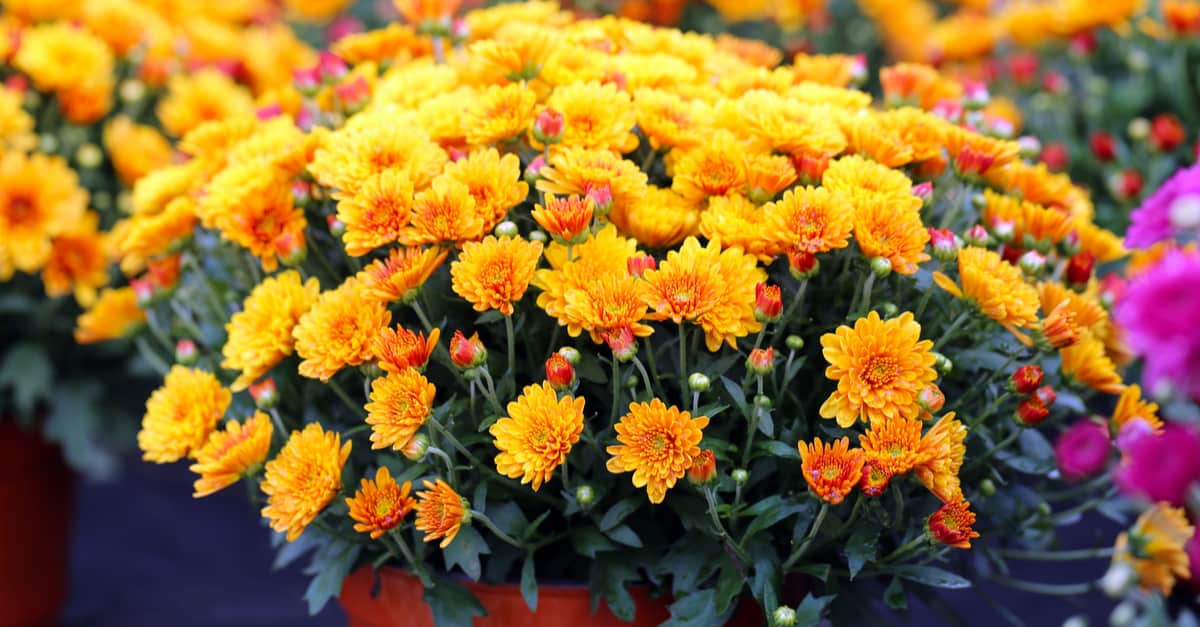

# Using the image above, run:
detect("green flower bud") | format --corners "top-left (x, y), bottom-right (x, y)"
top-left (575, 484), bottom-right (595, 507)
top-left (731, 468), bottom-right (749, 485)
top-left (754, 394), bottom-right (772, 409)
top-left (557, 346), bottom-right (581, 365)
top-left (402, 433), bottom-right (429, 461)
top-left (528, 230), bottom-right (548, 243)
top-left (880, 302), bottom-right (899, 317)
top-left (869, 256), bottom-right (893, 277)
top-left (624, 374), bottom-right (639, 389)
top-left (785, 335), bottom-right (804, 351)
top-left (1127, 117), bottom-right (1150, 141)
top-left (494, 220), bottom-right (519, 238)
top-left (772, 606), bottom-right (797, 627)
top-left (979, 479), bottom-right (996, 496)
top-left (688, 372), bottom-right (710, 392)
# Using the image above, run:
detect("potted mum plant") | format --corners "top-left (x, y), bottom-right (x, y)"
top-left (106, 1), bottom-right (1148, 624)
top-left (0, 2), bottom-right (319, 624)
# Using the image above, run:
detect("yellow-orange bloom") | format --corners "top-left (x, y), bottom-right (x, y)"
top-left (400, 176), bottom-right (485, 247)
top-left (491, 382), bottom-right (585, 491)
top-left (670, 131), bottom-right (747, 203)
top-left (536, 146), bottom-right (649, 213)
top-left (1113, 503), bottom-right (1194, 595)
top-left (798, 436), bottom-right (865, 505)
top-left (466, 84), bottom-right (538, 146)
top-left (822, 155), bottom-right (920, 207)
top-left (933, 247), bottom-right (1040, 340)
top-left (13, 23), bottom-right (113, 96)
top-left (74, 286), bottom-right (146, 344)
top-left (543, 81), bottom-right (638, 153)
top-left (157, 69), bottom-right (256, 138)
top-left (852, 193), bottom-right (930, 275)
top-left (440, 148), bottom-right (528, 231)
top-left (42, 214), bottom-right (108, 306)
top-left (562, 274), bottom-right (654, 343)
top-left (611, 186), bottom-right (701, 249)
top-left (532, 194), bottom-right (594, 243)
top-left (357, 246), bottom-right (448, 304)
top-left (1060, 334), bottom-right (1125, 394)
top-left (982, 190), bottom-right (1075, 249)
top-left (533, 224), bottom-right (638, 323)
top-left (698, 194), bottom-right (778, 261)
top-left (346, 466), bottom-right (416, 539)
top-left (415, 478), bottom-right (468, 548)
top-left (222, 271), bottom-right (321, 391)
top-left (261, 423), bottom-right (352, 542)
top-left (294, 280), bottom-right (393, 381)
top-left (606, 399), bottom-right (709, 504)
top-left (764, 186), bottom-right (854, 267)
top-left (450, 235), bottom-right (543, 316)
top-left (1111, 384), bottom-right (1163, 434)
top-left (103, 116), bottom-right (173, 185)
top-left (819, 312), bottom-right (938, 427)
top-left (860, 416), bottom-right (927, 477)
top-left (914, 412), bottom-right (967, 503)
top-left (335, 170), bottom-right (415, 257)
top-left (190, 412), bottom-right (273, 498)
top-left (365, 369), bottom-right (437, 452)
top-left (139, 366), bottom-right (232, 464)
top-left (0, 151), bottom-right (88, 274)
top-left (373, 326), bottom-right (440, 374)
top-left (928, 499), bottom-right (981, 549)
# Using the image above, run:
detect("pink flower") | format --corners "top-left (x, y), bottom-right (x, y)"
top-left (1188, 529), bottom-right (1200, 591)
top-left (1115, 249), bottom-right (1200, 398)
top-left (1126, 162), bottom-right (1200, 248)
top-left (1115, 423), bottom-right (1200, 505)
top-left (1054, 419), bottom-right (1111, 482)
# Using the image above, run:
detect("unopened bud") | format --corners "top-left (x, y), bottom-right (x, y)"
top-left (962, 81), bottom-right (989, 110)
top-left (991, 220), bottom-right (1015, 243)
top-left (586, 185), bottom-right (613, 218)
top-left (1127, 117), bottom-right (1150, 141)
top-left (575, 484), bottom-right (595, 507)
top-left (75, 143), bottom-right (103, 168)
top-left (918, 385), bottom-right (945, 413)
top-left (494, 220), bottom-right (519, 238)
top-left (787, 252), bottom-right (820, 280)
top-left (524, 155), bottom-right (546, 185)
top-left (174, 339), bottom-right (198, 365)
top-left (249, 378), bottom-right (279, 410)
top-left (532, 108), bottom-right (564, 145)
top-left (731, 468), bottom-right (749, 485)
top-left (772, 606), bottom-right (797, 627)
top-left (880, 302), bottom-right (899, 317)
top-left (529, 230), bottom-right (548, 243)
top-left (928, 227), bottom-right (960, 262)
top-left (979, 478), bottom-right (996, 496)
top-left (1015, 398), bottom-right (1050, 426)
top-left (557, 346), bottom-right (581, 365)
top-left (747, 348), bottom-right (775, 376)
top-left (326, 214), bottom-right (345, 238)
top-left (449, 331), bottom-right (487, 369)
top-left (1034, 385), bottom-right (1056, 408)
top-left (402, 432), bottom-right (429, 461)
top-left (964, 224), bottom-right (990, 247)
top-left (688, 372), bottom-right (710, 392)
top-left (627, 254), bottom-right (656, 278)
top-left (603, 326), bottom-right (637, 362)
top-left (1018, 250), bottom-right (1047, 276)
top-left (1017, 135), bottom-right (1042, 160)
top-left (1010, 365), bottom-right (1044, 394)
top-left (785, 335), bottom-right (804, 351)
top-left (869, 256), bottom-right (893, 277)
top-left (754, 283), bottom-right (783, 323)
top-left (274, 231), bottom-right (307, 267)
top-left (912, 181), bottom-right (933, 205)
top-left (688, 450), bottom-right (717, 485)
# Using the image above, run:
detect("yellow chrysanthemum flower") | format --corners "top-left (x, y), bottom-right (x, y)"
top-left (415, 478), bottom-right (468, 548)
top-left (294, 279), bottom-right (393, 381)
top-left (465, 83), bottom-right (538, 146)
top-left (533, 224), bottom-right (639, 323)
top-left (490, 382), bottom-right (585, 491)
top-left (1113, 503), bottom-right (1194, 595)
top-left (561, 274), bottom-right (654, 344)
top-left (792, 53), bottom-right (862, 87)
top-left (74, 287), bottom-right (147, 344)
top-left (933, 247), bottom-right (1041, 340)
top-left (1111, 384), bottom-right (1163, 434)
top-left (102, 116), bottom-right (173, 185)
top-left (450, 235), bottom-right (543, 316)
top-left (611, 186), bottom-right (701, 249)
top-left (670, 131), bottom-right (748, 203)
top-left (698, 194), bottom-right (778, 261)
top-left (860, 416), bottom-right (927, 477)
top-left (261, 423), bottom-right (352, 542)
top-left (440, 148), bottom-right (529, 231)
top-left (0, 87), bottom-right (35, 152)
top-left (982, 190), bottom-right (1075, 249)
top-left (157, 69), bottom-right (256, 138)
top-left (641, 236), bottom-right (765, 351)
top-left (543, 81), bottom-right (638, 153)
top-left (1060, 335), bottom-right (1126, 395)
top-left (13, 23), bottom-right (114, 95)
top-left (798, 436), bottom-right (866, 505)
top-left (119, 196), bottom-right (197, 266)
top-left (345, 466), bottom-right (416, 539)
top-left (763, 185), bottom-right (854, 269)
top-left (606, 399), bottom-right (709, 504)
top-left (373, 326), bottom-right (440, 374)
top-left (822, 155), bottom-right (920, 207)
top-left (357, 246), bottom-right (448, 303)
top-left (633, 88), bottom-right (712, 151)
top-left (190, 412), bottom-right (273, 498)
top-left (284, 0), bottom-right (353, 21)
top-left (207, 176), bottom-right (306, 272)
top-left (222, 271), bottom-right (321, 391)
top-left (130, 161), bottom-right (203, 217)
top-left (536, 146), bottom-right (649, 213)
top-left (309, 111), bottom-right (448, 194)
top-left (469, 22), bottom-right (558, 81)
top-left (332, 24), bottom-right (429, 65)
top-left (851, 192), bottom-right (931, 275)
top-left (139, 366), bottom-right (232, 464)
top-left (41, 212), bottom-right (109, 306)
top-left (0, 151), bottom-right (88, 274)
top-left (399, 176), bottom-right (485, 247)
top-left (914, 412), bottom-right (967, 503)
top-left (334, 170), bottom-right (415, 257)
top-left (366, 369), bottom-right (437, 452)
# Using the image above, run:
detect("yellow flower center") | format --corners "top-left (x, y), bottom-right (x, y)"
top-left (862, 355), bottom-right (898, 386)
top-left (821, 466), bottom-right (841, 479)
top-left (375, 497), bottom-right (396, 517)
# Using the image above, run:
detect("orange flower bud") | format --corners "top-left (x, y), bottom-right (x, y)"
top-left (1015, 397), bottom-right (1050, 426)
top-left (746, 347), bottom-right (774, 375)
top-left (754, 283), bottom-right (783, 323)
top-left (1010, 365), bottom-right (1043, 395)
top-left (449, 330), bottom-right (487, 369)
top-left (917, 385), bottom-right (945, 415)
top-left (249, 378), bottom-right (279, 410)
top-left (627, 254), bottom-right (657, 278)
top-left (687, 450), bottom-right (717, 485)
top-left (545, 353), bottom-right (575, 391)
top-left (602, 325), bottom-right (637, 362)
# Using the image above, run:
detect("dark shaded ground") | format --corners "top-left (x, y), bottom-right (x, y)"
top-left (63, 458), bottom-right (1115, 626)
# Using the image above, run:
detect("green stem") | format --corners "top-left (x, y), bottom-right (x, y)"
top-left (609, 356), bottom-right (622, 425)
top-left (477, 368), bottom-right (506, 414)
top-left (632, 356), bottom-right (654, 400)
top-left (640, 147), bottom-right (658, 173)
top-left (427, 446), bottom-right (457, 484)
top-left (268, 408), bottom-right (289, 439)
top-left (387, 530), bottom-right (434, 588)
top-left (183, 254), bottom-right (227, 321)
top-left (881, 533), bottom-right (928, 564)
top-left (678, 323), bottom-right (689, 400)
top-left (504, 314), bottom-right (516, 378)
top-left (968, 392), bottom-right (1012, 431)
top-left (771, 279), bottom-right (808, 346)
top-left (996, 547), bottom-right (1114, 561)
top-left (988, 575), bottom-right (1093, 596)
top-left (133, 337), bottom-right (170, 375)
top-left (427, 417), bottom-right (482, 468)
top-left (858, 273), bottom-right (877, 316)
top-left (329, 379), bottom-right (367, 419)
top-left (965, 428), bottom-right (1021, 471)
top-left (470, 510), bottom-right (524, 548)
top-left (914, 283), bottom-right (936, 320)
top-left (740, 377), bottom-right (763, 467)
top-left (932, 311), bottom-right (971, 351)
top-left (783, 502), bottom-right (828, 570)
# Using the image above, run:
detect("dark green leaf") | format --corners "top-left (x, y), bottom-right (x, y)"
top-left (663, 589), bottom-right (717, 627)
top-left (302, 539), bottom-right (362, 615)
top-left (520, 555), bottom-right (538, 612)
top-left (783, 355), bottom-right (807, 386)
top-left (660, 541), bottom-right (722, 594)
top-left (475, 310), bottom-right (505, 325)
top-left (755, 407), bottom-right (774, 438)
top-left (424, 575), bottom-right (486, 627)
top-left (1018, 429), bottom-right (1054, 463)
top-left (845, 524), bottom-right (880, 579)
top-left (1054, 390), bottom-right (1087, 414)
top-left (0, 343), bottom-right (53, 416)
top-left (794, 593), bottom-right (835, 627)
top-left (571, 526), bottom-right (616, 558)
top-left (600, 496), bottom-right (642, 531)
top-left (889, 565), bottom-right (972, 589)
top-left (443, 526), bottom-right (491, 581)
top-left (605, 524), bottom-right (643, 547)
top-left (590, 557), bottom-right (637, 622)
top-left (714, 560), bottom-right (744, 615)
top-left (472, 482), bottom-right (489, 515)
top-left (719, 376), bottom-right (749, 416)
top-left (883, 577), bottom-right (907, 610)
top-left (792, 563), bottom-right (830, 582)
top-left (754, 439), bottom-right (800, 461)
top-left (953, 349), bottom-right (1010, 372)
top-left (742, 497), bottom-right (809, 542)
top-left (575, 352), bottom-right (607, 384)
top-left (43, 382), bottom-right (118, 480)
top-left (272, 532), bottom-right (319, 571)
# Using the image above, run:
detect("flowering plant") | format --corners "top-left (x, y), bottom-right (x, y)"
top-left (112, 1), bottom-right (1147, 622)
top-left (0, 0), bottom-right (317, 476)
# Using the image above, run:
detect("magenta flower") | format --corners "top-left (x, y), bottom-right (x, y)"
top-left (1189, 529), bottom-right (1200, 591)
top-left (1115, 423), bottom-right (1200, 505)
top-left (1055, 419), bottom-right (1111, 481)
top-left (1115, 249), bottom-right (1200, 399)
top-left (1125, 162), bottom-right (1200, 248)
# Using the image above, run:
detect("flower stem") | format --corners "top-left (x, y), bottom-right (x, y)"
top-left (268, 408), bottom-right (289, 440)
top-left (632, 356), bottom-right (654, 400)
top-left (387, 530), bottom-right (434, 588)
top-left (678, 323), bottom-right (689, 400)
top-left (609, 357), bottom-right (621, 425)
top-left (967, 392), bottom-right (1012, 431)
top-left (133, 337), bottom-right (170, 375)
top-left (996, 547), bottom-right (1114, 561)
top-left (470, 510), bottom-right (524, 548)
top-left (932, 310), bottom-right (971, 351)
top-left (427, 446), bottom-right (457, 484)
top-left (329, 379), bottom-right (367, 418)
top-left (477, 368), bottom-right (506, 415)
top-left (988, 575), bottom-right (1093, 596)
top-left (740, 376), bottom-right (764, 467)
top-left (881, 533), bottom-right (929, 564)
top-left (771, 279), bottom-right (808, 346)
top-left (504, 314), bottom-right (516, 379)
top-left (858, 272), bottom-right (877, 316)
top-left (783, 502), bottom-right (828, 570)
top-left (965, 428), bottom-right (1021, 471)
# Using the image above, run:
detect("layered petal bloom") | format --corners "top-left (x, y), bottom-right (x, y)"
top-left (190, 412), bottom-right (273, 498)
top-left (346, 466), bottom-right (416, 539)
top-left (1116, 423), bottom-right (1200, 506)
top-left (490, 382), bottom-right (585, 490)
top-left (933, 246), bottom-right (1040, 341)
top-left (139, 367), bottom-right (232, 464)
top-left (294, 279), bottom-right (393, 381)
top-left (606, 399), bottom-right (709, 504)
top-left (416, 479), bottom-right (468, 548)
top-left (928, 500), bottom-right (980, 549)
top-left (373, 326), bottom-right (439, 374)
top-left (222, 271), bottom-right (321, 391)
top-left (450, 235), bottom-right (543, 316)
top-left (1115, 249), bottom-right (1200, 398)
top-left (1112, 503), bottom-right (1194, 595)
top-left (261, 424), bottom-right (352, 542)
top-left (914, 412), bottom-right (967, 503)
top-left (356, 246), bottom-right (448, 303)
top-left (366, 369), bottom-right (438, 452)
top-left (798, 436), bottom-right (865, 505)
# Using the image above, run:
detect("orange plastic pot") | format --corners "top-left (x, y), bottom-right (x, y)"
top-left (0, 420), bottom-right (74, 627)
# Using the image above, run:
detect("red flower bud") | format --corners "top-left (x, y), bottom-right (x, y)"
top-left (274, 230), bottom-right (307, 267)
top-left (1109, 169), bottom-right (1143, 201)
top-left (918, 385), bottom-right (945, 414)
top-left (964, 224), bottom-right (990, 247)
top-left (449, 331), bottom-right (487, 369)
top-left (524, 155), bottom-right (546, 184)
top-left (688, 450), bottom-right (717, 485)
top-left (1069, 31), bottom-right (1096, 57)
top-left (1034, 385), bottom-right (1057, 408)
top-left (1040, 142), bottom-right (1069, 172)
top-left (754, 283), bottom-right (783, 322)
top-left (792, 152), bottom-right (830, 184)
top-left (1016, 397), bottom-right (1050, 426)
top-left (786, 251), bottom-right (819, 280)
top-left (1008, 53), bottom-right (1040, 85)
top-left (746, 347), bottom-right (775, 375)
top-left (1065, 252), bottom-right (1095, 285)
top-left (326, 214), bottom-right (346, 238)
top-left (334, 75), bottom-right (371, 113)
top-left (602, 325), bottom-right (637, 362)
top-left (317, 51), bottom-right (348, 81)
top-left (1041, 71), bottom-right (1068, 95)
top-left (533, 108), bottom-right (565, 144)
top-left (627, 254), bottom-right (656, 278)
top-left (1150, 114), bottom-right (1186, 152)
top-left (249, 378), bottom-right (279, 409)
top-left (131, 276), bottom-right (155, 306)
top-left (1010, 365), bottom-right (1044, 395)
top-left (927, 227), bottom-right (959, 261)
top-left (175, 339), bottom-right (197, 365)
top-left (585, 184), bottom-right (613, 217)
top-left (545, 353), bottom-right (575, 391)
top-left (1089, 132), bottom-right (1117, 162)
top-left (912, 181), bottom-right (933, 204)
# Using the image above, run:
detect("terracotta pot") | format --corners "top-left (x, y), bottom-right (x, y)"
top-left (0, 420), bottom-right (75, 627)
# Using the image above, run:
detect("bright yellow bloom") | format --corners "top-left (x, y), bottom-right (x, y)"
top-left (332, 24), bottom-right (429, 65)
top-left (633, 88), bottom-right (712, 151)
top-left (852, 193), bottom-right (930, 275)
top-left (933, 247), bottom-right (1040, 339)
top-left (641, 236), bottom-right (765, 351)
top-left (744, 153), bottom-right (798, 200)
top-left (139, 367), bottom-right (232, 464)
top-left (533, 224), bottom-right (638, 323)
top-left (357, 247), bottom-right (448, 303)
top-left (798, 436), bottom-right (865, 505)
top-left (543, 81), bottom-right (638, 153)
top-left (860, 416), bottom-right (926, 477)
top-left (335, 170), bottom-right (414, 257)
top-left (13, 23), bottom-right (113, 95)
top-left (294, 279), bottom-right (393, 381)
top-left (536, 146), bottom-right (649, 213)
top-left (792, 54), bottom-right (862, 87)
top-left (469, 23), bottom-right (557, 81)
top-left (373, 326), bottom-right (440, 374)
top-left (1037, 281), bottom-right (1107, 350)
top-left (309, 112), bottom-right (448, 194)
top-left (284, 0), bottom-right (353, 21)
top-left (261, 423), bottom-right (352, 542)
top-left (733, 90), bottom-right (847, 158)
top-left (698, 194), bottom-right (779, 261)
top-left (157, 69), bottom-right (256, 138)
top-left (1113, 503), bottom-right (1194, 595)
top-left (606, 399), bottom-right (709, 504)
top-left (190, 412), bottom-right (273, 498)
top-left (450, 235), bottom-right (543, 316)
top-left (366, 369), bottom-right (437, 452)
top-left (399, 176), bottom-right (485, 247)
top-left (982, 190), bottom-right (1075, 249)
top-left (130, 161), bottom-right (203, 217)
top-left (1060, 335), bottom-right (1126, 394)
top-left (119, 197), bottom-right (197, 265)
top-left (208, 176), bottom-right (306, 273)
top-left (103, 116), bottom-right (173, 185)
top-left (222, 271), bottom-right (321, 391)
top-left (465, 83), bottom-right (538, 146)
top-left (670, 131), bottom-right (747, 203)
top-left (562, 274), bottom-right (654, 344)
top-left (914, 412), bottom-right (967, 503)
top-left (928, 499), bottom-right (981, 549)
top-left (819, 311), bottom-right (938, 427)
top-left (1111, 384), bottom-right (1163, 434)
top-left (415, 478), bottom-right (468, 548)
top-left (0, 87), bottom-right (34, 152)
top-left (41, 213), bottom-right (108, 306)
top-left (440, 148), bottom-right (529, 231)
top-left (532, 194), bottom-right (594, 244)
top-left (822, 155), bottom-right (920, 208)
top-left (74, 287), bottom-right (146, 344)
top-left (0, 151), bottom-right (88, 274)
top-left (764, 186), bottom-right (854, 268)
top-left (491, 382), bottom-right (585, 491)
top-left (612, 186), bottom-right (701, 249)
top-left (346, 466), bottom-right (416, 539)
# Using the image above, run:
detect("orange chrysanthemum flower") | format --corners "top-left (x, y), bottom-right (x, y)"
top-left (139, 366), bottom-right (232, 464)
top-left (536, 147), bottom-right (649, 213)
top-left (157, 69), bottom-right (256, 138)
top-left (450, 235), bottom-right (543, 316)
top-left (1060, 334), bottom-right (1125, 394)
top-left (440, 149), bottom-right (528, 231)
top-left (294, 279), bottom-right (393, 381)
top-left (670, 131), bottom-right (747, 203)
top-left (532, 194), bottom-right (594, 243)
top-left (1113, 503), bottom-right (1194, 595)
top-left (944, 126), bottom-right (1021, 177)
top-left (543, 81), bottom-right (638, 153)
top-left (928, 500), bottom-right (981, 549)
top-left (914, 412), bottom-right (967, 503)
top-left (819, 312), bottom-right (938, 428)
top-left (74, 286), bottom-right (147, 344)
top-left (822, 155), bottom-right (920, 207)
top-left (211, 177), bottom-right (306, 273)
top-left (13, 23), bottom-right (113, 95)
top-left (764, 186), bottom-right (854, 267)
top-left (612, 186), bottom-right (701, 249)
top-left (562, 274), bottom-right (654, 343)
top-left (357, 246), bottom-right (448, 303)
top-left (798, 436), bottom-right (866, 505)
top-left (745, 153), bottom-right (798, 200)
top-left (860, 416), bottom-right (927, 477)
top-left (633, 88), bottom-right (712, 151)
top-left (793, 53), bottom-right (861, 87)
top-left (346, 466), bottom-right (416, 539)
top-left (400, 176), bottom-right (485, 247)
top-left (309, 113), bottom-right (447, 195)
top-left (335, 170), bottom-right (415, 257)
top-left (982, 190), bottom-right (1074, 249)
top-left (641, 236), bottom-right (765, 351)
top-left (222, 271), bottom-right (321, 391)
top-left (374, 326), bottom-right (440, 374)
top-left (490, 382), bottom-right (585, 491)
top-left (606, 399), bottom-right (709, 504)
top-left (42, 214), bottom-right (109, 306)
top-left (119, 196), bottom-right (197, 264)
top-left (852, 193), bottom-right (930, 275)
top-left (261, 423), bottom-right (352, 542)
top-left (415, 478), bottom-right (468, 548)
top-left (466, 83), bottom-right (538, 146)
top-left (190, 412), bottom-right (273, 498)
top-left (533, 224), bottom-right (638, 323)
top-left (697, 194), bottom-right (779, 261)
top-left (365, 368), bottom-right (437, 452)
top-left (102, 116), bottom-right (173, 185)
top-left (0, 151), bottom-right (88, 274)
top-left (933, 247), bottom-right (1040, 340)
top-left (1111, 384), bottom-right (1163, 435)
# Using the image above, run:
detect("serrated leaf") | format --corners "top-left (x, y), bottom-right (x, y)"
top-left (590, 557), bottom-right (636, 622)
top-left (883, 577), bottom-right (907, 610)
top-left (475, 310), bottom-right (505, 325)
top-left (663, 589), bottom-right (717, 627)
top-left (794, 593), bottom-right (835, 627)
top-left (792, 563), bottom-right (830, 581)
top-left (520, 555), bottom-right (538, 612)
top-left (889, 565), bottom-right (972, 589)
top-left (443, 526), bottom-right (491, 581)
top-left (845, 524), bottom-right (880, 579)
top-left (571, 526), bottom-right (616, 558)
top-left (424, 576), bottom-right (486, 627)
top-left (0, 343), bottom-right (53, 416)
top-left (600, 496), bottom-right (641, 531)
top-left (272, 531), bottom-right (319, 571)
top-left (302, 540), bottom-right (361, 615)
top-left (605, 524), bottom-right (643, 547)
top-left (660, 540), bottom-right (722, 594)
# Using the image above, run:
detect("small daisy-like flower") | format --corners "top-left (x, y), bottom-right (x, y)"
top-left (400, 176), bottom-right (485, 247)
top-left (294, 279), bottom-right (393, 381)
top-left (366, 369), bottom-right (437, 452)
top-left (671, 131), bottom-right (748, 203)
top-left (819, 311), bottom-right (938, 428)
top-left (74, 287), bottom-right (147, 344)
top-left (356, 247), bottom-right (448, 303)
top-left (139, 366), bottom-right (232, 464)
top-left (914, 412), bottom-right (967, 503)
top-left (532, 194), bottom-right (594, 244)
top-left (606, 399), bottom-right (709, 504)
top-left (1113, 503), bottom-right (1194, 595)
top-left (562, 274), bottom-right (654, 344)
top-left (798, 436), bottom-right (865, 505)
top-left (852, 193), bottom-right (930, 275)
top-left (822, 154), bottom-right (920, 207)
top-left (928, 500), bottom-right (981, 549)
top-left (450, 235), bottom-right (543, 316)
top-left (345, 466), bottom-right (416, 539)
top-left (440, 148), bottom-right (528, 231)
top-left (466, 83), bottom-right (538, 146)
top-left (933, 247), bottom-right (1040, 341)
top-left (190, 412), bottom-right (273, 498)
top-left (490, 382), bottom-right (585, 491)
top-left (764, 186), bottom-right (853, 267)
top-left (859, 416), bottom-right (927, 477)
top-left (415, 479), bottom-right (468, 548)
top-left (543, 81), bottom-right (638, 153)
top-left (373, 326), bottom-right (440, 374)
top-left (222, 271), bottom-right (321, 391)
top-left (334, 170), bottom-right (415, 257)
top-left (261, 423), bottom-right (352, 542)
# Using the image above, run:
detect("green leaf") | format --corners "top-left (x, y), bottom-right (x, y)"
top-left (571, 526), bottom-right (616, 558)
top-left (575, 352), bottom-right (608, 384)
top-left (472, 482), bottom-right (489, 515)
top-left (794, 593), bottom-right (835, 627)
top-left (883, 577), bottom-right (907, 610)
top-left (443, 526), bottom-right (492, 581)
top-left (844, 524), bottom-right (880, 579)
top-left (520, 555), bottom-right (538, 612)
top-left (605, 524), bottom-right (643, 547)
top-left (714, 560), bottom-right (744, 615)
top-left (43, 381), bottom-right (118, 480)
top-left (742, 497), bottom-right (811, 543)
top-left (590, 556), bottom-right (637, 622)
top-left (754, 439), bottom-right (800, 461)
top-left (475, 310), bottom-right (505, 325)
top-left (889, 565), bottom-right (972, 589)
top-left (599, 495), bottom-right (641, 531)
top-left (783, 355), bottom-right (807, 386)
top-left (755, 407), bottom-right (774, 438)
top-left (0, 342), bottom-right (53, 417)
top-left (792, 563), bottom-right (830, 582)
top-left (663, 589), bottom-right (718, 627)
top-left (424, 575), bottom-right (486, 627)
top-left (659, 540), bottom-right (722, 594)
top-left (1018, 429), bottom-right (1054, 464)
top-left (719, 376), bottom-right (749, 416)
top-left (302, 539), bottom-right (362, 615)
